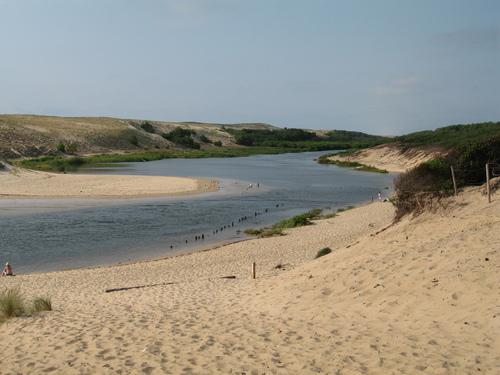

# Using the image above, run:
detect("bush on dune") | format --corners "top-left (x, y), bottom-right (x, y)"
top-left (393, 137), bottom-right (500, 219)
top-left (315, 247), bottom-right (332, 258)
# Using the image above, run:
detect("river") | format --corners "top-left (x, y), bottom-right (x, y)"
top-left (0, 151), bottom-right (395, 273)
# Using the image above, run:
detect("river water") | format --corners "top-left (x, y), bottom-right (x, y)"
top-left (0, 151), bottom-right (395, 273)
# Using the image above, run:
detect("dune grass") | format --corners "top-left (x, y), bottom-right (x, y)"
top-left (31, 297), bottom-right (52, 313)
top-left (0, 288), bottom-right (25, 322)
top-left (245, 209), bottom-right (322, 238)
top-left (315, 247), bottom-right (332, 258)
top-left (317, 154), bottom-right (388, 173)
top-left (0, 288), bottom-right (52, 323)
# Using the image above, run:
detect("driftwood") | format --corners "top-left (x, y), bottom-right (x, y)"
top-left (105, 281), bottom-right (175, 293)
top-left (220, 275), bottom-right (236, 279)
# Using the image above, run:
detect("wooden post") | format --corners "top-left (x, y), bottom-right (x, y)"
top-left (450, 165), bottom-right (457, 196)
top-left (252, 262), bottom-right (256, 279)
top-left (486, 163), bottom-right (491, 203)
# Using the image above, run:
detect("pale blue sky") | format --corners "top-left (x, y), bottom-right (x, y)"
top-left (0, 0), bottom-right (498, 134)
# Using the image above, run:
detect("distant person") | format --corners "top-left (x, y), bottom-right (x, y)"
top-left (377, 191), bottom-right (382, 201)
top-left (2, 262), bottom-right (13, 276)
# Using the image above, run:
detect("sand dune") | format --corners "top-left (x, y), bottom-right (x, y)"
top-left (328, 144), bottom-right (444, 173)
top-left (0, 184), bottom-right (498, 374)
top-left (0, 169), bottom-right (218, 198)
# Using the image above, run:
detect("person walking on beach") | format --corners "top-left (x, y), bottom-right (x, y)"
top-left (377, 191), bottom-right (382, 201)
top-left (2, 262), bottom-right (13, 276)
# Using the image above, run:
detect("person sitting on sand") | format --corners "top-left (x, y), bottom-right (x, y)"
top-left (2, 262), bottom-right (13, 276)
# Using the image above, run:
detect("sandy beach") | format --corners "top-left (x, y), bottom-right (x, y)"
top-left (0, 169), bottom-right (218, 198)
top-left (0, 181), bottom-right (498, 374)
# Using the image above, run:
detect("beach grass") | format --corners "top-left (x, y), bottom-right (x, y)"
top-left (317, 154), bottom-right (388, 173)
top-left (0, 288), bottom-right (53, 323)
top-left (31, 297), bottom-right (52, 313)
top-left (0, 288), bottom-right (25, 321)
top-left (315, 247), bottom-right (332, 258)
top-left (246, 209), bottom-right (323, 238)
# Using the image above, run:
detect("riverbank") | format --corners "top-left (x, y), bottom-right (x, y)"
top-left (1, 182), bottom-right (497, 373)
top-left (0, 169), bottom-right (218, 198)
top-left (327, 143), bottom-right (443, 173)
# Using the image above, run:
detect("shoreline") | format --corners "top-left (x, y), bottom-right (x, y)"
top-left (9, 198), bottom-right (376, 276)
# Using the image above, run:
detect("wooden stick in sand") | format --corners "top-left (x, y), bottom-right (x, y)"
top-left (105, 281), bottom-right (175, 293)
top-left (450, 165), bottom-right (457, 196)
top-left (252, 262), bottom-right (256, 279)
top-left (486, 163), bottom-right (491, 203)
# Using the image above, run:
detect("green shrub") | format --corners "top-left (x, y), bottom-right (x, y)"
top-left (315, 247), bottom-right (332, 258)
top-left (139, 121), bottom-right (155, 134)
top-left (56, 142), bottom-right (66, 153)
top-left (0, 288), bottom-right (25, 321)
top-left (162, 128), bottom-right (200, 149)
top-left (129, 134), bottom-right (139, 146)
top-left (66, 143), bottom-right (78, 153)
top-left (31, 297), bottom-right (52, 313)
top-left (394, 136), bottom-right (500, 219)
top-left (199, 134), bottom-right (211, 143)
top-left (213, 140), bottom-right (222, 147)
top-left (246, 209), bottom-right (322, 238)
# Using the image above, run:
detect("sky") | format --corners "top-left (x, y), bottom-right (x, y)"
top-left (0, 0), bottom-right (498, 135)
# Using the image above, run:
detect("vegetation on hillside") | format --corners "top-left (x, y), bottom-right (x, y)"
top-left (227, 128), bottom-right (389, 150)
top-left (162, 128), bottom-right (200, 149)
top-left (317, 154), bottom-right (388, 173)
top-left (17, 146), bottom-right (314, 172)
top-left (393, 136), bottom-right (500, 219)
top-left (394, 121), bottom-right (500, 148)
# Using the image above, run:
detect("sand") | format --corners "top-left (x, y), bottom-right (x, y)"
top-left (0, 169), bottom-right (218, 198)
top-left (328, 144), bottom-right (444, 173)
top-left (0, 184), bottom-right (498, 374)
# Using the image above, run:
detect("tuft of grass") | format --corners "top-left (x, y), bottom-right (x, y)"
top-left (56, 142), bottom-right (66, 153)
top-left (0, 288), bottom-right (25, 320)
top-left (315, 247), bottom-right (332, 258)
top-left (336, 205), bottom-right (355, 213)
top-left (245, 209), bottom-right (323, 238)
top-left (31, 297), bottom-right (52, 313)
top-left (319, 212), bottom-right (337, 219)
top-left (0, 288), bottom-right (53, 323)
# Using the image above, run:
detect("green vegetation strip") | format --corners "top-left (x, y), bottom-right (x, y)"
top-left (16, 147), bottom-right (315, 172)
top-left (317, 154), bottom-right (388, 173)
top-left (245, 209), bottom-right (323, 238)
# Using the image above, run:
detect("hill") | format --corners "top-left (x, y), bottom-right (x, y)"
top-left (0, 114), bottom-right (390, 171)
top-left (323, 121), bottom-right (500, 173)
top-left (0, 115), bottom-right (282, 159)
